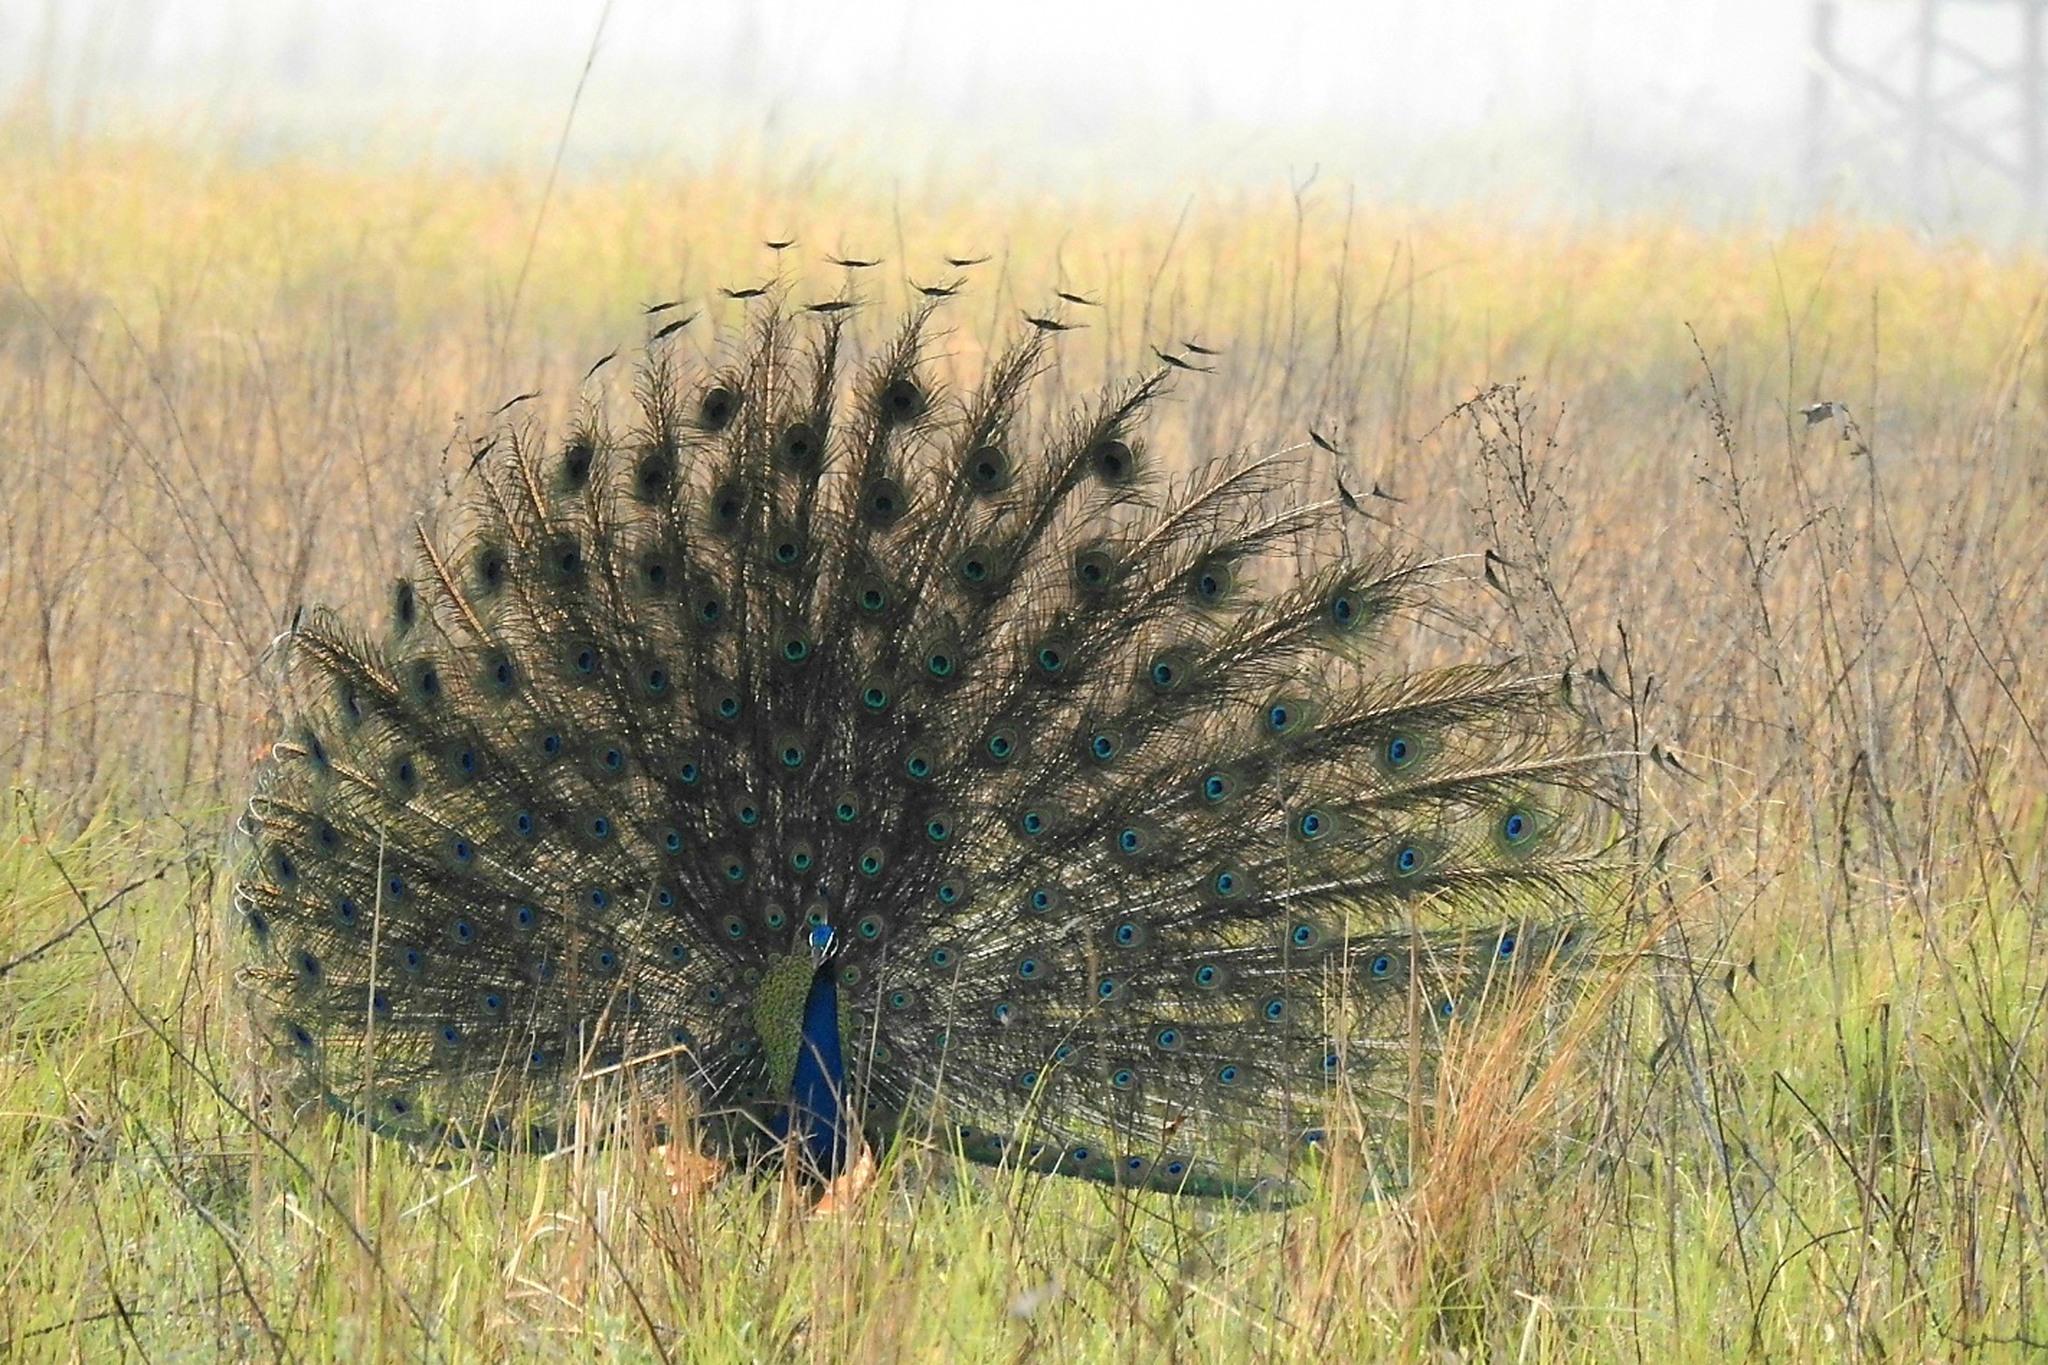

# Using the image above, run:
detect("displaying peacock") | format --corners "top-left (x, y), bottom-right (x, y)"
top-left (233, 286), bottom-right (1621, 1202)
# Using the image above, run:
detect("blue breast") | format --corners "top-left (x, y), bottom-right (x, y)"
top-left (786, 961), bottom-right (849, 1175)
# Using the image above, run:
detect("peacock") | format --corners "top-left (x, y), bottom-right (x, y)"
top-left (232, 285), bottom-right (1621, 1203)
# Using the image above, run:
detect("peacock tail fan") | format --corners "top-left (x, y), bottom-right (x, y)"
top-left (232, 298), bottom-right (1628, 1201)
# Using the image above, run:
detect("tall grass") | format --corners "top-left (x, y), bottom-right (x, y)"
top-left (1, 124), bottom-right (2043, 1360)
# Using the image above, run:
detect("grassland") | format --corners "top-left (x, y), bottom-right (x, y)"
top-left (0, 121), bottom-right (2044, 1361)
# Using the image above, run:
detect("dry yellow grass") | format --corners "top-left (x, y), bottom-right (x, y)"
top-left (1, 123), bottom-right (2044, 1360)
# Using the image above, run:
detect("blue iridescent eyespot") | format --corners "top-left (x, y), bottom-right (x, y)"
top-left (724, 859), bottom-right (747, 883)
top-left (1370, 954), bottom-right (1393, 977)
top-left (1155, 1028), bottom-right (1181, 1050)
top-left (514, 904), bottom-right (536, 929)
top-left (1440, 998), bottom-right (1457, 1019)
top-left (663, 829), bottom-right (683, 853)
top-left (925, 817), bottom-right (950, 843)
top-left (1330, 593), bottom-right (1357, 626)
top-left (668, 943), bottom-right (690, 963)
top-left (1214, 872), bottom-right (1238, 895)
top-left (588, 816), bottom-right (611, 839)
top-left (1291, 924), bottom-right (1316, 947)
top-left (888, 991), bottom-right (912, 1010)
top-left (1194, 964), bottom-right (1220, 987)
top-left (905, 753), bottom-right (932, 779)
top-left (1021, 811), bottom-right (1046, 836)
top-left (836, 798), bottom-right (859, 823)
top-left (1503, 810), bottom-right (1532, 843)
top-left (1098, 978), bottom-right (1120, 1000)
top-left (929, 945), bottom-right (953, 966)
top-left (1166, 1160), bottom-right (1187, 1176)
top-left (678, 762), bottom-right (700, 784)
top-left (1090, 733), bottom-right (1118, 760)
top-left (1297, 810), bottom-right (1326, 839)
top-left (862, 918), bottom-right (887, 942)
top-left (860, 851), bottom-right (884, 876)
top-left (440, 1024), bottom-right (461, 1045)
top-left (1114, 923), bottom-right (1140, 946)
top-left (1202, 774), bottom-right (1229, 801)
top-left (587, 888), bottom-right (609, 911)
top-left (1217, 1065), bottom-right (1240, 1085)
top-left (1498, 934), bottom-right (1518, 957)
top-left (782, 743), bottom-right (805, 768)
top-left (1322, 1050), bottom-right (1340, 1073)
top-left (992, 1002), bottom-right (1014, 1024)
top-left (1263, 998), bottom-right (1287, 1021)
top-left (1016, 1069), bottom-right (1040, 1090)
top-left (515, 811), bottom-right (535, 835)
top-left (1386, 736), bottom-right (1412, 767)
top-left (1117, 828), bottom-right (1142, 853)
top-left (1029, 888), bottom-right (1054, 912)
top-left (1266, 704), bottom-right (1292, 732)
top-left (454, 918), bottom-right (476, 942)
top-left (1111, 1069), bottom-right (1136, 1090)
top-left (1395, 845), bottom-right (1421, 874)
top-left (1017, 958), bottom-right (1040, 979)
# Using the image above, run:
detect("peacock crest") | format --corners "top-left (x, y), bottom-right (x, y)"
top-left (233, 289), bottom-right (1624, 1201)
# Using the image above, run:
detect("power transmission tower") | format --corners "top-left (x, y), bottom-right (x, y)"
top-left (1808, 0), bottom-right (2046, 224)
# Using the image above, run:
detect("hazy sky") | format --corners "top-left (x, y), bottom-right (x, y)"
top-left (0, 0), bottom-right (2034, 226)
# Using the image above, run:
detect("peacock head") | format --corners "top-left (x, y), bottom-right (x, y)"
top-left (808, 922), bottom-right (838, 969)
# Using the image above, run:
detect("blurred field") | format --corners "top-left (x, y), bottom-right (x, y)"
top-left (1, 122), bottom-right (2045, 1361)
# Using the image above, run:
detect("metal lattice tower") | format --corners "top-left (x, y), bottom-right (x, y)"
top-left (1808, 0), bottom-right (2047, 223)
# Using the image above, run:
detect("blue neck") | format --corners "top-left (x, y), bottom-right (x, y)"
top-left (788, 960), bottom-right (849, 1176)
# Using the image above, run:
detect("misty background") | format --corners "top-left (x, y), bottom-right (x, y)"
top-left (0, 0), bottom-right (2041, 235)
